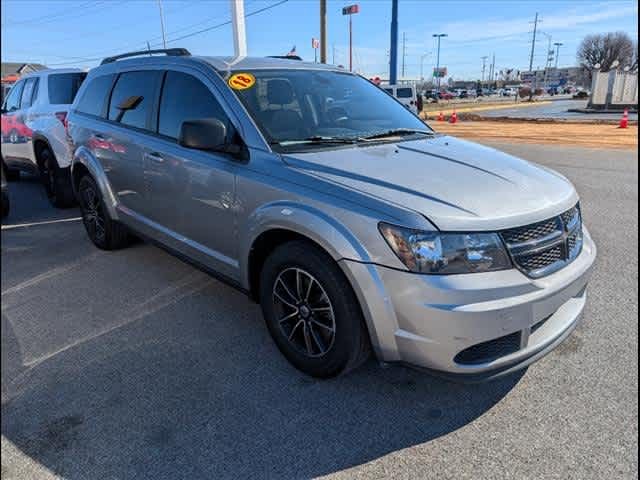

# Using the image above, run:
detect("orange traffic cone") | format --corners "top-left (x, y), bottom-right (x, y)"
top-left (449, 109), bottom-right (458, 124)
top-left (437, 111), bottom-right (444, 121)
top-left (619, 108), bottom-right (629, 129)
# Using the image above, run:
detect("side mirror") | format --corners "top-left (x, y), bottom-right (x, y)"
top-left (179, 118), bottom-right (230, 152)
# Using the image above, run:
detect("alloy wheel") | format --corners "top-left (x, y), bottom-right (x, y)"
top-left (80, 182), bottom-right (105, 243)
top-left (272, 267), bottom-right (336, 358)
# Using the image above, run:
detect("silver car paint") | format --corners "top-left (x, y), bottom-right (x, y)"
top-left (68, 56), bottom-right (596, 378)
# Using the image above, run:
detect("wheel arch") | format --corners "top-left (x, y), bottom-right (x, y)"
top-left (71, 146), bottom-right (119, 219)
top-left (242, 201), bottom-right (372, 300)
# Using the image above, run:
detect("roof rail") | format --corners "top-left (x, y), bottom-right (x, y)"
top-left (100, 48), bottom-right (191, 65)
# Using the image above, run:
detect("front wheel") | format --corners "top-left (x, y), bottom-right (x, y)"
top-left (259, 240), bottom-right (370, 378)
top-left (77, 175), bottom-right (129, 250)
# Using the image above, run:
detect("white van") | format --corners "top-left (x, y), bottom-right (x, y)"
top-left (381, 84), bottom-right (420, 115)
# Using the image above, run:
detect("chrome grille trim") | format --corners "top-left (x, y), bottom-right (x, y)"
top-left (500, 203), bottom-right (583, 278)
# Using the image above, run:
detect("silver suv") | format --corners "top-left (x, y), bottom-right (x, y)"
top-left (1, 68), bottom-right (86, 207)
top-left (67, 49), bottom-right (596, 380)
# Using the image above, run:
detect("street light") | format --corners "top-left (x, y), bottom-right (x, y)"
top-left (420, 52), bottom-right (431, 81)
top-left (553, 42), bottom-right (563, 69)
top-left (433, 33), bottom-right (447, 90)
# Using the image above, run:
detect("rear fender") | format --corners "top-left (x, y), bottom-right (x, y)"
top-left (71, 146), bottom-right (119, 220)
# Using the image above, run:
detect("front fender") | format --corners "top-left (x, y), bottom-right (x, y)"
top-left (239, 200), bottom-right (372, 288)
top-left (71, 146), bottom-right (119, 220)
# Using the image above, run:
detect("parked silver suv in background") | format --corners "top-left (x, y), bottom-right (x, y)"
top-left (1, 68), bottom-right (86, 207)
top-left (67, 49), bottom-right (596, 380)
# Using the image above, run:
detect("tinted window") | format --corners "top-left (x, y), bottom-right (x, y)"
top-left (108, 71), bottom-right (161, 130)
top-left (158, 71), bottom-right (229, 140)
top-left (396, 88), bottom-right (413, 98)
top-left (20, 78), bottom-right (38, 108)
top-left (3, 81), bottom-right (24, 112)
top-left (383, 88), bottom-right (393, 95)
top-left (76, 74), bottom-right (114, 117)
top-left (48, 72), bottom-right (86, 104)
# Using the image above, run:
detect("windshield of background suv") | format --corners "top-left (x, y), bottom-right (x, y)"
top-left (229, 69), bottom-right (431, 150)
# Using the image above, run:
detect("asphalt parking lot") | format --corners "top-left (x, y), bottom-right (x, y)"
top-left (1, 142), bottom-right (638, 480)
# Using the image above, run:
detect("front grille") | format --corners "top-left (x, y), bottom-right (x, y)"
top-left (500, 203), bottom-right (583, 278)
top-left (454, 331), bottom-right (521, 365)
top-left (501, 217), bottom-right (560, 245)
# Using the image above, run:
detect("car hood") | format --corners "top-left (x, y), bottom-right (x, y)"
top-left (283, 135), bottom-right (578, 231)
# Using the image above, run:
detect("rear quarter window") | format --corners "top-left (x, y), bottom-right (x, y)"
top-left (396, 88), bottom-right (413, 98)
top-left (75, 74), bottom-right (115, 117)
top-left (48, 72), bottom-right (86, 104)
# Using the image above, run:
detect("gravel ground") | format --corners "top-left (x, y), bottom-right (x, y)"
top-left (1, 142), bottom-right (638, 480)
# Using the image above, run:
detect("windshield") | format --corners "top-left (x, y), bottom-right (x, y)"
top-left (229, 69), bottom-right (431, 150)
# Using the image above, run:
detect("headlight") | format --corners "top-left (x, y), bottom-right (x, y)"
top-left (379, 222), bottom-right (512, 274)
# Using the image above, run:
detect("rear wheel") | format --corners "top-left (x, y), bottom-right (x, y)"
top-left (40, 148), bottom-right (74, 208)
top-left (77, 175), bottom-right (129, 250)
top-left (259, 240), bottom-right (370, 378)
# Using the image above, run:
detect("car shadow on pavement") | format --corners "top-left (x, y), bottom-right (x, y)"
top-left (1, 184), bottom-right (524, 479)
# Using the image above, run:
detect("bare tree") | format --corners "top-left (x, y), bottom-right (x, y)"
top-left (632, 42), bottom-right (638, 71)
top-left (577, 32), bottom-right (635, 71)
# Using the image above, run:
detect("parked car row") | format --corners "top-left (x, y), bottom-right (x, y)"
top-left (1, 49), bottom-right (596, 382)
top-left (1, 68), bottom-right (87, 208)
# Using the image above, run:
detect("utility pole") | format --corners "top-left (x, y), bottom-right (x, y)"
top-left (433, 33), bottom-right (447, 90)
top-left (157, 0), bottom-right (167, 49)
top-left (481, 55), bottom-right (488, 83)
top-left (420, 52), bottom-right (430, 81)
top-left (540, 31), bottom-right (552, 90)
top-left (401, 32), bottom-right (406, 78)
top-left (490, 52), bottom-right (495, 87)
top-left (389, 0), bottom-right (398, 84)
top-left (320, 0), bottom-right (327, 63)
top-left (230, 0), bottom-right (247, 57)
top-left (332, 44), bottom-right (336, 64)
top-left (528, 12), bottom-right (540, 99)
top-left (554, 42), bottom-right (563, 69)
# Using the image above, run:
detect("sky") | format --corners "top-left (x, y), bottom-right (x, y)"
top-left (1, 0), bottom-right (638, 80)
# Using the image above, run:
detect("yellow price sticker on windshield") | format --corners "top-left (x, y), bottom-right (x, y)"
top-left (228, 73), bottom-right (255, 90)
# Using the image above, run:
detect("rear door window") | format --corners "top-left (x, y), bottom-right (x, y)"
top-left (48, 72), bottom-right (87, 104)
top-left (20, 78), bottom-right (38, 108)
top-left (76, 74), bottom-right (115, 117)
top-left (396, 88), bottom-right (413, 98)
top-left (3, 81), bottom-right (25, 112)
top-left (157, 70), bottom-right (230, 140)
top-left (108, 71), bottom-right (162, 131)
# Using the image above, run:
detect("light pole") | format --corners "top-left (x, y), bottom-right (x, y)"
top-left (433, 33), bottom-right (447, 90)
top-left (554, 42), bottom-right (563, 69)
top-left (420, 52), bottom-right (431, 81)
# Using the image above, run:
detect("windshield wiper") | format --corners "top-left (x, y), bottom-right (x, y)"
top-left (273, 136), bottom-right (360, 146)
top-left (360, 129), bottom-right (435, 140)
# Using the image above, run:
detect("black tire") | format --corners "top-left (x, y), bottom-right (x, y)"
top-left (9, 129), bottom-right (19, 144)
top-left (3, 163), bottom-right (20, 181)
top-left (1, 191), bottom-right (9, 219)
top-left (259, 240), bottom-right (370, 378)
top-left (40, 148), bottom-right (74, 208)
top-left (77, 175), bottom-right (129, 250)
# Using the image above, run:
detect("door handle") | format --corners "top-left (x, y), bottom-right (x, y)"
top-left (145, 152), bottom-right (164, 163)
top-left (92, 133), bottom-right (106, 140)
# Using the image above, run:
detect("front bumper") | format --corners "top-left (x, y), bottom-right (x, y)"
top-left (340, 226), bottom-right (597, 381)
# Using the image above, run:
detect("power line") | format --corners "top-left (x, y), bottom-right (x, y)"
top-left (7, 1), bottom-right (96, 26)
top-left (47, 0), bottom-right (288, 66)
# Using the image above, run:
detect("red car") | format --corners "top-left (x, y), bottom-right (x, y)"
top-left (438, 91), bottom-right (454, 100)
top-left (1, 114), bottom-right (32, 143)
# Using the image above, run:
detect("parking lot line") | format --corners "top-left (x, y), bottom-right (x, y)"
top-left (1, 217), bottom-right (82, 231)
